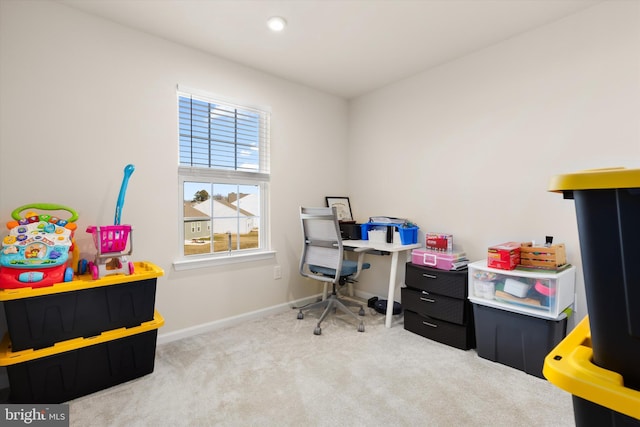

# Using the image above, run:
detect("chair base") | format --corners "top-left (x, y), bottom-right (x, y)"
top-left (295, 293), bottom-right (365, 335)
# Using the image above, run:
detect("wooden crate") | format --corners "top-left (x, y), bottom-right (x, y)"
top-left (519, 243), bottom-right (567, 270)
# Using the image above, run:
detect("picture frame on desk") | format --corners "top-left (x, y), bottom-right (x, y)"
top-left (325, 196), bottom-right (354, 223)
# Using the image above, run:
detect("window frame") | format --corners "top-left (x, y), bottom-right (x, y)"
top-left (173, 86), bottom-right (275, 271)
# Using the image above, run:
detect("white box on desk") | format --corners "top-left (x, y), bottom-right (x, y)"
top-left (367, 229), bottom-right (400, 244)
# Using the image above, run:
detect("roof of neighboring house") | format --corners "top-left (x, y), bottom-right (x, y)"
top-left (188, 199), bottom-right (255, 217)
top-left (215, 198), bottom-right (254, 217)
top-left (183, 202), bottom-right (209, 219)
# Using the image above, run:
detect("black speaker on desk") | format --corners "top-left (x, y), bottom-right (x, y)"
top-left (339, 223), bottom-right (361, 240)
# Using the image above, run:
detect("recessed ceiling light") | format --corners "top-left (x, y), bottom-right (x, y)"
top-left (267, 16), bottom-right (287, 32)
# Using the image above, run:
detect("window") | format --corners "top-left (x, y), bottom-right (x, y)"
top-left (175, 86), bottom-right (273, 269)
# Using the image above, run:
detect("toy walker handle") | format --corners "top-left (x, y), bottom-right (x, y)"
top-left (114, 164), bottom-right (135, 225)
top-left (11, 203), bottom-right (79, 222)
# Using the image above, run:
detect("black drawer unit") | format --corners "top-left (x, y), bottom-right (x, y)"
top-left (402, 262), bottom-right (475, 350)
top-left (405, 263), bottom-right (466, 299)
top-left (404, 310), bottom-right (474, 350)
top-left (401, 287), bottom-right (466, 324)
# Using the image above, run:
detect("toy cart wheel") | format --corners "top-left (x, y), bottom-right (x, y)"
top-left (297, 311), bottom-right (304, 320)
top-left (90, 263), bottom-right (99, 280)
top-left (359, 307), bottom-right (365, 316)
top-left (77, 259), bottom-right (88, 275)
top-left (358, 322), bottom-right (365, 333)
top-left (128, 261), bottom-right (135, 275)
top-left (64, 267), bottom-right (74, 282)
top-left (314, 326), bottom-right (322, 335)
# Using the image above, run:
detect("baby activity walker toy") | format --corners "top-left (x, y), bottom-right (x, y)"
top-left (0, 203), bottom-right (79, 289)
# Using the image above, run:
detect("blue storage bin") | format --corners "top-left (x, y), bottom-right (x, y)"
top-left (360, 222), bottom-right (418, 245)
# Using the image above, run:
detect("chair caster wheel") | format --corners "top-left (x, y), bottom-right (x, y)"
top-left (314, 326), bottom-right (322, 335)
top-left (359, 307), bottom-right (365, 316)
top-left (297, 311), bottom-right (304, 320)
top-left (358, 323), bottom-right (365, 333)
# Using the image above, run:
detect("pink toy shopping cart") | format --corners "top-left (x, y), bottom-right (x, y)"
top-left (85, 225), bottom-right (134, 279)
top-left (81, 164), bottom-right (136, 280)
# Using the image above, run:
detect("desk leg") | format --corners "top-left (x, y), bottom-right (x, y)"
top-left (385, 251), bottom-right (401, 328)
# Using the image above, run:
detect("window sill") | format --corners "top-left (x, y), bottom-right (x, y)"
top-left (173, 250), bottom-right (276, 271)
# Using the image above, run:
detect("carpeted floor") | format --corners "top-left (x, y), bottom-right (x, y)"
top-left (67, 307), bottom-right (575, 426)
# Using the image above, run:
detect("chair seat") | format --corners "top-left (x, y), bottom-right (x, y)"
top-left (310, 259), bottom-right (370, 277)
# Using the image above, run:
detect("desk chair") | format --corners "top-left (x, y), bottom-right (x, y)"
top-left (296, 206), bottom-right (370, 335)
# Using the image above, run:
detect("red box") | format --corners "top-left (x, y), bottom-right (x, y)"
top-left (425, 233), bottom-right (453, 252)
top-left (487, 242), bottom-right (521, 270)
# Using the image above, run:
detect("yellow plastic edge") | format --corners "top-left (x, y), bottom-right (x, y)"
top-left (0, 261), bottom-right (164, 301)
top-left (0, 310), bottom-right (164, 366)
top-left (543, 316), bottom-right (640, 420)
top-left (548, 167), bottom-right (640, 192)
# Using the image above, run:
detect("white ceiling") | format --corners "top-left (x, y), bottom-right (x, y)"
top-left (59, 0), bottom-right (602, 99)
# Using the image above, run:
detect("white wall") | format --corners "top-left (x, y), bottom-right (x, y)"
top-left (348, 1), bottom-right (640, 327)
top-left (1, 0), bottom-right (638, 365)
top-left (0, 0), bottom-right (349, 344)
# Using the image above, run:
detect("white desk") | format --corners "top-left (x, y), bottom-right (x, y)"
top-left (343, 239), bottom-right (421, 328)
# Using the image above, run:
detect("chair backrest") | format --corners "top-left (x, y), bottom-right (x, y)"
top-left (299, 206), bottom-right (343, 284)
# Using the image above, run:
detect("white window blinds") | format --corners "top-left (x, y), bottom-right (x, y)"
top-left (178, 89), bottom-right (270, 180)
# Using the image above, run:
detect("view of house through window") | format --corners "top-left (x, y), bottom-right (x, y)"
top-left (178, 86), bottom-right (270, 261)
top-left (183, 182), bottom-right (260, 255)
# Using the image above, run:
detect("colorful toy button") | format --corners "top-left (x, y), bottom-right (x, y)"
top-left (2, 245), bottom-right (19, 255)
top-left (55, 228), bottom-right (64, 234)
top-left (3, 236), bottom-right (17, 244)
top-left (17, 226), bottom-right (27, 234)
top-left (16, 234), bottom-right (27, 241)
top-left (40, 214), bottom-right (51, 222)
top-left (43, 223), bottom-right (56, 233)
top-left (27, 215), bottom-right (39, 224)
top-left (18, 271), bottom-right (44, 283)
top-left (49, 217), bottom-right (59, 224)
top-left (57, 219), bottom-right (68, 227)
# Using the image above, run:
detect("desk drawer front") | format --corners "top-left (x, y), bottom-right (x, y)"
top-left (401, 287), bottom-right (465, 324)
top-left (405, 263), bottom-right (467, 299)
top-left (404, 310), bottom-right (475, 350)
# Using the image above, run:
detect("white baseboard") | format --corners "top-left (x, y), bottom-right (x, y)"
top-left (353, 289), bottom-right (378, 302)
top-left (156, 294), bottom-right (321, 345)
top-left (157, 289), bottom-right (384, 346)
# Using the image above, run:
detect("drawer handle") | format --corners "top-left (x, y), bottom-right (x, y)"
top-left (422, 274), bottom-right (437, 279)
top-left (422, 321), bottom-right (438, 328)
top-left (420, 297), bottom-right (435, 303)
